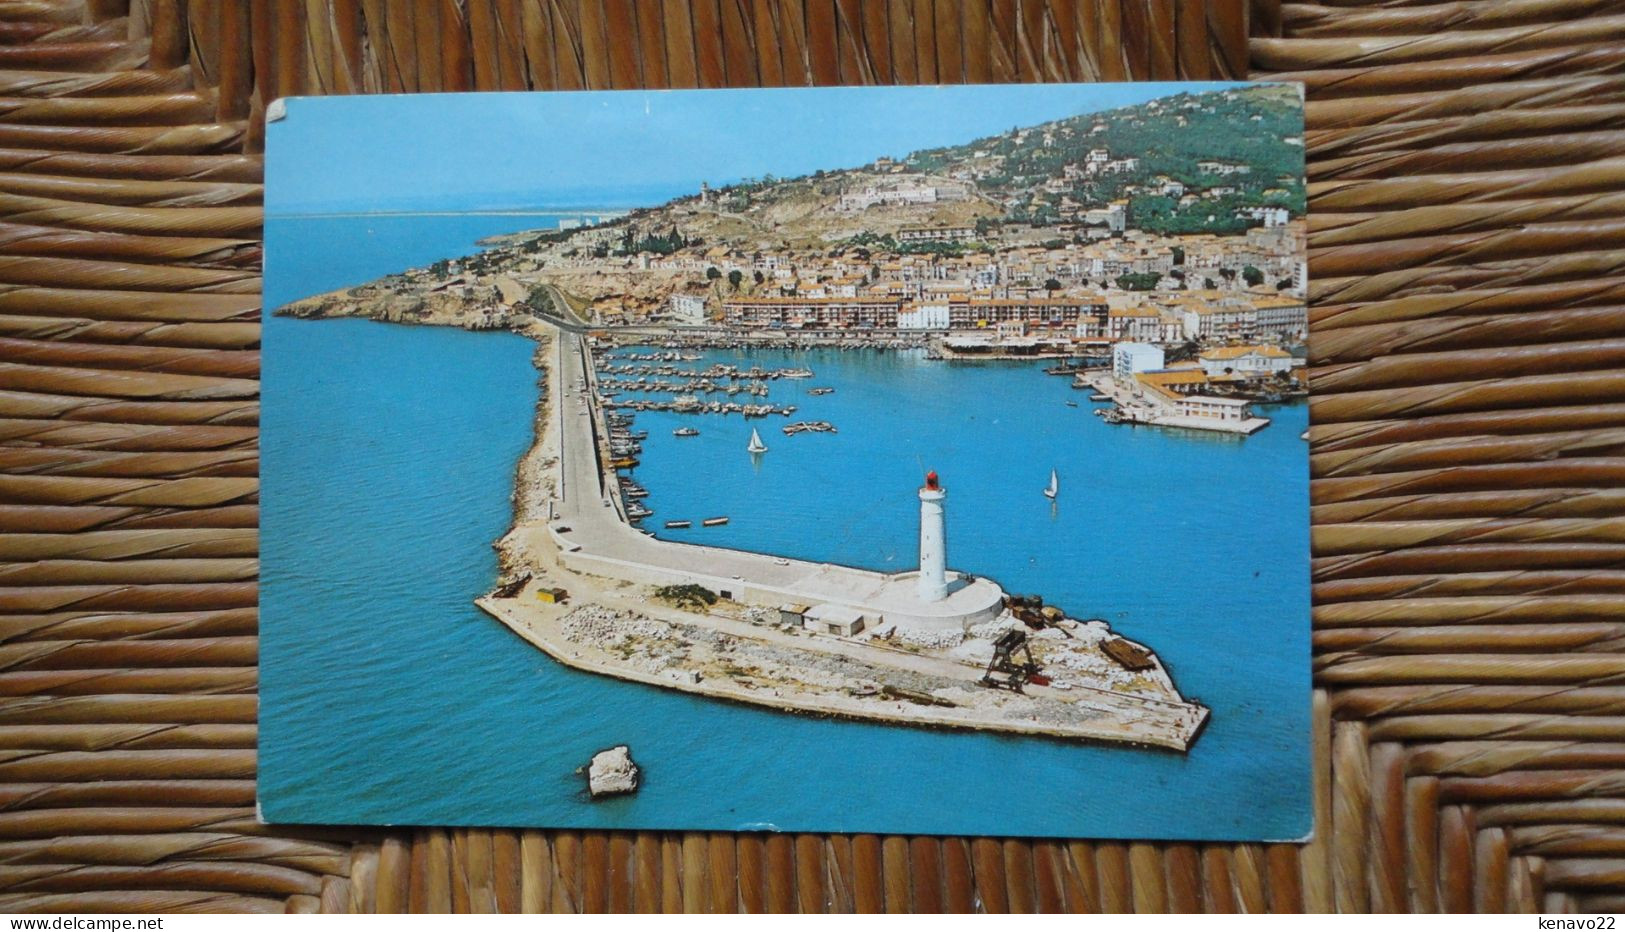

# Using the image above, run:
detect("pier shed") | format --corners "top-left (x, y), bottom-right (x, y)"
top-left (803, 603), bottom-right (867, 637)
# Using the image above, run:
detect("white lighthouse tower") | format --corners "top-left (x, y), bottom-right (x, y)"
top-left (917, 470), bottom-right (948, 601)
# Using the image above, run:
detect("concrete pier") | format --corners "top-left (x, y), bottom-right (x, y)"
top-left (1085, 373), bottom-right (1270, 436)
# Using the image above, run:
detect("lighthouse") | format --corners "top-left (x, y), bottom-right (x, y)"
top-left (917, 470), bottom-right (948, 601)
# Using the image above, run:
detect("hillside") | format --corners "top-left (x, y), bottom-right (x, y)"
top-left (482, 83), bottom-right (1305, 259)
top-left (281, 84), bottom-right (1306, 324)
top-left (903, 83), bottom-right (1305, 230)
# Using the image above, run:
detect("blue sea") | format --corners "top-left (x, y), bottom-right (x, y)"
top-left (260, 213), bottom-right (1312, 840)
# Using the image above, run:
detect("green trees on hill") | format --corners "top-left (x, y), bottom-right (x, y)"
top-left (1115, 272), bottom-right (1160, 291)
top-left (904, 86), bottom-right (1306, 235)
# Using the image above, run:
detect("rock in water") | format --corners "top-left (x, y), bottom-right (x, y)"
top-left (587, 745), bottom-right (640, 798)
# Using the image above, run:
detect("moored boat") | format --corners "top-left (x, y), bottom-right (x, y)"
top-left (701, 516), bottom-right (729, 527)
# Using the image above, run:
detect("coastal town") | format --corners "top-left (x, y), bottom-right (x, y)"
top-left (276, 84), bottom-right (1305, 752)
top-left (283, 84), bottom-right (1308, 436)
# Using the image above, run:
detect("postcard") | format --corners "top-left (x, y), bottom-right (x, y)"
top-left (260, 83), bottom-right (1311, 840)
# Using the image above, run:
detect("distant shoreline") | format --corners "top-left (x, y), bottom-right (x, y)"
top-left (270, 208), bottom-right (634, 221)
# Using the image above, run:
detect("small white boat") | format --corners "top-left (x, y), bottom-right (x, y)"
top-left (1043, 468), bottom-right (1058, 500)
top-left (747, 427), bottom-right (768, 454)
top-left (674, 427), bottom-right (699, 437)
top-left (702, 516), bottom-right (729, 527)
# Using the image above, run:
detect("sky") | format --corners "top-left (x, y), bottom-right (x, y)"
top-left (266, 82), bottom-right (1261, 217)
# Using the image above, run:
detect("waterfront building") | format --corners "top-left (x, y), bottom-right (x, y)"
top-left (1198, 344), bottom-right (1301, 377)
top-left (959, 296), bottom-right (1106, 331)
top-left (1113, 342), bottom-right (1166, 381)
top-left (1108, 307), bottom-right (1165, 343)
top-left (1179, 302), bottom-right (1256, 341)
top-left (898, 300), bottom-right (951, 330)
top-left (1177, 395), bottom-right (1254, 422)
top-left (1133, 368), bottom-right (1212, 407)
top-left (722, 296), bottom-right (903, 329)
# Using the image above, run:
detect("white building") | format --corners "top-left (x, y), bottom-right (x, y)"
top-left (802, 603), bottom-right (867, 637)
top-left (667, 291), bottom-right (709, 324)
top-left (1241, 206), bottom-right (1290, 227)
top-left (1177, 395), bottom-right (1253, 422)
top-left (1253, 296), bottom-right (1308, 338)
top-left (898, 226), bottom-right (975, 244)
top-left (837, 181), bottom-right (968, 211)
top-left (1084, 202), bottom-right (1127, 233)
top-left (1113, 342), bottom-right (1166, 381)
top-left (899, 300), bottom-right (951, 330)
top-left (1197, 345), bottom-right (1300, 378)
top-left (1181, 303), bottom-right (1256, 341)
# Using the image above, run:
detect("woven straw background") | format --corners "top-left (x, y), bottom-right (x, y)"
top-left (0, 0), bottom-right (1621, 913)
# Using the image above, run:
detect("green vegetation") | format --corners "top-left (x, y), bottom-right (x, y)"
top-left (1115, 272), bottom-right (1161, 291)
top-left (655, 584), bottom-right (719, 610)
top-left (613, 224), bottom-right (689, 256)
top-left (906, 84), bottom-right (1305, 235)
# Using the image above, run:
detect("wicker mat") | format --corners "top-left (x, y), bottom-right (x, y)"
top-left (0, 0), bottom-right (1620, 914)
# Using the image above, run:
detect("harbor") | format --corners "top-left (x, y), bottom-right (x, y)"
top-left (476, 323), bottom-right (1212, 750)
top-left (263, 216), bottom-right (1310, 837)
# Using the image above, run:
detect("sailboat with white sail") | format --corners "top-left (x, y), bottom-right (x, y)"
top-left (747, 427), bottom-right (768, 454)
top-left (1043, 468), bottom-right (1058, 500)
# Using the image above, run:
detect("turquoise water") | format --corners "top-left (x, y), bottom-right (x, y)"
top-left (261, 214), bottom-right (1311, 840)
